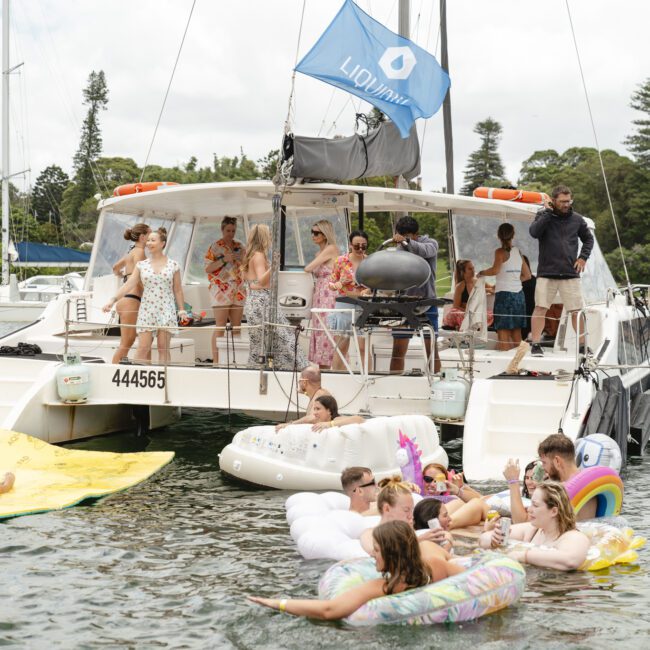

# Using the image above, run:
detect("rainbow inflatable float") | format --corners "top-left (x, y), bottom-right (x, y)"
top-left (318, 552), bottom-right (525, 626)
top-left (564, 466), bottom-right (624, 517)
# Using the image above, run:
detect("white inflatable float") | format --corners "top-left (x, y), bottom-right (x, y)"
top-left (286, 491), bottom-right (422, 561)
top-left (219, 414), bottom-right (448, 491)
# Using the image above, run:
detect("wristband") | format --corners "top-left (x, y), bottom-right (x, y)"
top-left (279, 598), bottom-right (287, 612)
top-left (507, 479), bottom-right (520, 484)
top-left (524, 549), bottom-right (530, 564)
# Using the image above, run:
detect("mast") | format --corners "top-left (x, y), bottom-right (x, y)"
top-left (1, 0), bottom-right (10, 285)
top-left (440, 0), bottom-right (454, 194)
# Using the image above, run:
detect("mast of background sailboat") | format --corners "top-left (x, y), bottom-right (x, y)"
top-left (1, 0), bottom-right (9, 285)
top-left (440, 0), bottom-right (454, 194)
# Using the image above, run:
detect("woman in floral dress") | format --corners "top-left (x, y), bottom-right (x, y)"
top-left (105, 227), bottom-right (187, 363)
top-left (304, 219), bottom-right (339, 368)
top-left (328, 230), bottom-right (370, 371)
top-left (204, 216), bottom-right (246, 363)
top-left (241, 224), bottom-right (307, 371)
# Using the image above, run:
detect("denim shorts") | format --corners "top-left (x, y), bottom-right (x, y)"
top-left (391, 306), bottom-right (439, 339)
top-left (328, 300), bottom-right (358, 334)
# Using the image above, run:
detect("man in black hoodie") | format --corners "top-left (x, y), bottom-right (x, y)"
top-left (528, 185), bottom-right (594, 356)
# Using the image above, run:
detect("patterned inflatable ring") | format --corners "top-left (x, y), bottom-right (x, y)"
top-left (318, 552), bottom-right (525, 626)
top-left (564, 467), bottom-right (624, 517)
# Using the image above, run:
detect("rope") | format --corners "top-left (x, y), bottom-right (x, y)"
top-left (139, 0), bottom-right (197, 183)
top-left (564, 0), bottom-right (630, 288)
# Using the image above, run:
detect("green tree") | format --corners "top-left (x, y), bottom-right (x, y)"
top-left (31, 165), bottom-right (70, 227)
top-left (62, 71), bottom-right (109, 227)
top-left (606, 244), bottom-right (650, 285)
top-left (460, 118), bottom-right (509, 195)
top-left (623, 78), bottom-right (650, 169)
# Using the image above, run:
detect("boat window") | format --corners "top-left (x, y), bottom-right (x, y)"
top-left (618, 317), bottom-right (650, 373)
top-left (451, 213), bottom-right (539, 276)
top-left (167, 220), bottom-right (194, 276)
top-left (581, 237), bottom-right (617, 303)
top-left (185, 217), bottom-right (246, 284)
top-left (90, 211), bottom-right (171, 284)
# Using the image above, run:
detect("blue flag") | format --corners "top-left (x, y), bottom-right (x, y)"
top-left (295, 0), bottom-right (450, 138)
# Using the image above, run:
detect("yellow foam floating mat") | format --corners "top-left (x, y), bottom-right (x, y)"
top-left (0, 429), bottom-right (174, 519)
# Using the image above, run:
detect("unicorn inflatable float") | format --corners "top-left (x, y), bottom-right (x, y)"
top-left (219, 414), bottom-right (447, 490)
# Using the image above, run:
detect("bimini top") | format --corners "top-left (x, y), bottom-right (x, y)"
top-left (98, 181), bottom-right (544, 223)
top-left (14, 242), bottom-right (91, 268)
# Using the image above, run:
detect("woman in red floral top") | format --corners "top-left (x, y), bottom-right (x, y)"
top-left (204, 216), bottom-right (246, 363)
top-left (328, 230), bottom-right (370, 371)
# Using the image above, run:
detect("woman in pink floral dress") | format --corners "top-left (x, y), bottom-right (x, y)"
top-left (204, 216), bottom-right (246, 363)
top-left (305, 219), bottom-right (339, 368)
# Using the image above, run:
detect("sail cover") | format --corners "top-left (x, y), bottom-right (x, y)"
top-left (285, 121), bottom-right (420, 182)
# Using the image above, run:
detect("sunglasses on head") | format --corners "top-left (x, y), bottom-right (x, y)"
top-left (359, 478), bottom-right (376, 488)
top-left (311, 229), bottom-right (323, 236)
top-left (352, 243), bottom-right (368, 251)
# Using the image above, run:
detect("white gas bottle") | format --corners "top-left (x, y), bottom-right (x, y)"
top-left (430, 368), bottom-right (467, 418)
top-left (56, 352), bottom-right (90, 403)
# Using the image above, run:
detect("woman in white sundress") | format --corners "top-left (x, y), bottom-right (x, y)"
top-left (104, 227), bottom-right (187, 363)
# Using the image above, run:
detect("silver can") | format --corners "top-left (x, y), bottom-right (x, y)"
top-left (499, 516), bottom-right (512, 545)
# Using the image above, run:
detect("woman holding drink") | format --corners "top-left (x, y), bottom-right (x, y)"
top-left (479, 481), bottom-right (590, 571)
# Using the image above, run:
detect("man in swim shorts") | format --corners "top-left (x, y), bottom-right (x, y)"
top-left (341, 467), bottom-right (377, 515)
top-left (275, 365), bottom-right (331, 430)
top-left (537, 433), bottom-right (597, 520)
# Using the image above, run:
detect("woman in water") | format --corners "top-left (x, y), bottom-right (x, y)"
top-left (412, 498), bottom-right (454, 550)
top-left (359, 478), bottom-right (452, 559)
top-left (305, 220), bottom-right (339, 369)
top-left (248, 520), bottom-right (463, 620)
top-left (204, 216), bottom-right (246, 364)
top-left (241, 224), bottom-right (307, 371)
top-left (479, 481), bottom-right (590, 571)
top-left (328, 230), bottom-right (370, 371)
top-left (104, 227), bottom-right (187, 363)
top-left (310, 395), bottom-right (364, 431)
top-left (110, 223), bottom-right (150, 363)
top-left (421, 463), bottom-right (489, 528)
top-left (477, 223), bottom-right (531, 350)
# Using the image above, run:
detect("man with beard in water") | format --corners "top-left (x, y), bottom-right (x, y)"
top-left (537, 433), bottom-right (597, 520)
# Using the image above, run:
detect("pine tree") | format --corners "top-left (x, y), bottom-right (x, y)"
top-left (72, 70), bottom-right (109, 196)
top-left (460, 117), bottom-right (508, 195)
top-left (623, 78), bottom-right (650, 169)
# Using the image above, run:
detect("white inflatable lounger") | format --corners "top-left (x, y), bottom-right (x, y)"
top-left (219, 414), bottom-right (448, 491)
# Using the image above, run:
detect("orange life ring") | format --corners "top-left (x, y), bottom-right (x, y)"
top-left (112, 181), bottom-right (179, 197)
top-left (473, 187), bottom-right (550, 205)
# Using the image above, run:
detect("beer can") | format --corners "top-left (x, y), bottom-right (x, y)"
top-left (499, 516), bottom-right (512, 545)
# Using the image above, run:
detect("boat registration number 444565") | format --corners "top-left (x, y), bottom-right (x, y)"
top-left (111, 368), bottom-right (165, 389)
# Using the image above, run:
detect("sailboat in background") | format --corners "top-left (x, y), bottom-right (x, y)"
top-left (0, 0), bottom-right (88, 322)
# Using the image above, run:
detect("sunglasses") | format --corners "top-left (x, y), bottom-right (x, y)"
top-left (423, 476), bottom-right (435, 484)
top-left (352, 243), bottom-right (368, 251)
top-left (359, 478), bottom-right (376, 488)
top-left (311, 229), bottom-right (323, 236)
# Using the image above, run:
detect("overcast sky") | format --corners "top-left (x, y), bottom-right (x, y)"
top-left (5, 0), bottom-right (648, 195)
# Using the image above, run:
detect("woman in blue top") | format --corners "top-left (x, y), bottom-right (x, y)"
top-left (478, 223), bottom-right (531, 351)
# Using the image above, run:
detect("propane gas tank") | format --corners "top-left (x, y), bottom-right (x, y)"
top-left (430, 368), bottom-right (467, 418)
top-left (56, 351), bottom-right (90, 403)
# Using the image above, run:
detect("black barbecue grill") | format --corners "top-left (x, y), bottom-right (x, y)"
top-left (338, 247), bottom-right (450, 329)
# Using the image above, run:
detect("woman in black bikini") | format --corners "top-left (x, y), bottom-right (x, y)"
top-left (111, 223), bottom-right (150, 363)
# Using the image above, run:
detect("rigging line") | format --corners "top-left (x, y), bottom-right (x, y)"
top-left (564, 0), bottom-right (630, 288)
top-left (419, 0), bottom-right (441, 165)
top-left (317, 89), bottom-right (338, 137)
top-left (139, 0), bottom-right (197, 184)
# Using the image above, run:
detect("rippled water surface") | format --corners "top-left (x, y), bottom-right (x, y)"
top-left (1, 322), bottom-right (649, 649)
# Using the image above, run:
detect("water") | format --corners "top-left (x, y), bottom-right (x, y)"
top-left (1, 321), bottom-right (649, 649)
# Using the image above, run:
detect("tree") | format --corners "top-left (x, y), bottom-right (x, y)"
top-left (460, 118), bottom-right (509, 195)
top-left (623, 78), bottom-right (650, 169)
top-left (606, 244), bottom-right (650, 285)
top-left (31, 165), bottom-right (69, 226)
top-left (62, 71), bottom-right (109, 227)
